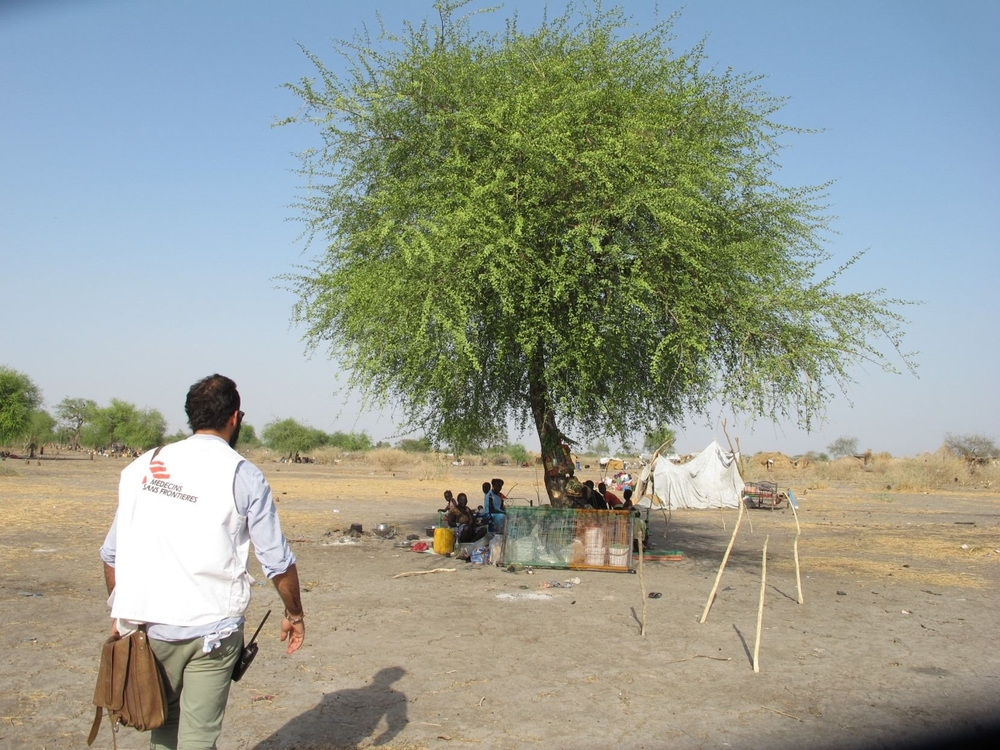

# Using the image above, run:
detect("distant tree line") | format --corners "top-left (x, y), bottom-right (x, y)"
top-left (0, 368), bottom-right (684, 464)
top-left (0, 366), bottom-right (374, 457)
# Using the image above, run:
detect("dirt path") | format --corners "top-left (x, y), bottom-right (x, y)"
top-left (1, 457), bottom-right (998, 749)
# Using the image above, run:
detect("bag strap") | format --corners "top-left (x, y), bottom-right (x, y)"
top-left (87, 708), bottom-right (120, 749)
top-left (87, 706), bottom-right (103, 746)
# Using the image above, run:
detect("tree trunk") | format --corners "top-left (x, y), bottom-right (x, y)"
top-left (528, 361), bottom-right (574, 508)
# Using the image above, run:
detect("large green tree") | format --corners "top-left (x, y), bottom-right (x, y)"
top-left (23, 410), bottom-right (57, 456)
top-left (261, 418), bottom-right (328, 458)
top-left (283, 1), bottom-right (913, 506)
top-left (80, 399), bottom-right (167, 452)
top-left (55, 397), bottom-right (98, 450)
top-left (0, 366), bottom-right (42, 447)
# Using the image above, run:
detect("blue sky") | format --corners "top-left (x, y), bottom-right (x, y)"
top-left (2, 0), bottom-right (997, 457)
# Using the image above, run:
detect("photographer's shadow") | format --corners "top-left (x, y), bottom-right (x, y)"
top-left (254, 666), bottom-right (408, 749)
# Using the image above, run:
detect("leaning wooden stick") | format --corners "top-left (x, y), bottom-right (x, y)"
top-left (699, 499), bottom-right (745, 623)
top-left (638, 532), bottom-right (647, 637)
top-left (789, 490), bottom-right (804, 604)
top-left (753, 535), bottom-right (769, 673)
top-left (393, 568), bottom-right (456, 579)
top-left (721, 420), bottom-right (747, 484)
top-left (637, 447), bottom-right (672, 533)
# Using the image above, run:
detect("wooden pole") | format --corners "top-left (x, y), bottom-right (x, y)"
top-left (659, 485), bottom-right (671, 533)
top-left (753, 535), bottom-right (769, 673)
top-left (789, 491), bottom-right (804, 604)
top-left (699, 499), bottom-right (744, 624)
top-left (638, 532), bottom-right (647, 637)
top-left (637, 449), bottom-right (670, 536)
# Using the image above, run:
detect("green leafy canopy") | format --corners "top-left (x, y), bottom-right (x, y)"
top-left (0, 366), bottom-right (43, 446)
top-left (281, 1), bottom-right (915, 453)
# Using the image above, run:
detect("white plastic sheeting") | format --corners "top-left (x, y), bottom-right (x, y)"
top-left (638, 441), bottom-right (744, 509)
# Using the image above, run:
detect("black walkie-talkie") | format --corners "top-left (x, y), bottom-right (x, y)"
top-left (232, 609), bottom-right (271, 682)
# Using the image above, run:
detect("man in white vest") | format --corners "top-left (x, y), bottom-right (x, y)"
top-left (100, 374), bottom-right (305, 749)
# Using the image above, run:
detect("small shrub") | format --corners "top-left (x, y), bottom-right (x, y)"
top-left (237, 447), bottom-right (270, 464)
top-left (371, 448), bottom-right (412, 473)
top-left (801, 451), bottom-right (830, 463)
top-left (740, 460), bottom-right (760, 482)
top-left (397, 437), bottom-right (433, 453)
top-left (814, 457), bottom-right (863, 482)
top-left (414, 453), bottom-right (450, 481)
top-left (944, 433), bottom-right (998, 461)
top-left (827, 436), bottom-right (859, 459)
top-left (509, 444), bottom-right (530, 466)
top-left (865, 452), bottom-right (1000, 491)
top-left (310, 446), bottom-right (349, 464)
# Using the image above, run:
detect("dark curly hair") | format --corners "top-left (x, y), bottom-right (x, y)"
top-left (185, 374), bottom-right (240, 432)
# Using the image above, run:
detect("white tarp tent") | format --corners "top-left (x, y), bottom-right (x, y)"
top-left (637, 440), bottom-right (744, 510)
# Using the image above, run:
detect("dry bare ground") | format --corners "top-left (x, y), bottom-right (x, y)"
top-left (1, 455), bottom-right (999, 750)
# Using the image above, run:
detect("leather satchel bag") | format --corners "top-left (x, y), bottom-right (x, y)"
top-left (88, 627), bottom-right (168, 746)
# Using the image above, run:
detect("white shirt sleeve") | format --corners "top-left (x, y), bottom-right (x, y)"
top-left (235, 460), bottom-right (296, 577)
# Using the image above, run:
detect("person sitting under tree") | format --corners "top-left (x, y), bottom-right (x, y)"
top-left (444, 493), bottom-right (486, 543)
top-left (485, 478), bottom-right (507, 533)
top-left (600, 482), bottom-right (622, 508)
top-left (583, 480), bottom-right (608, 510)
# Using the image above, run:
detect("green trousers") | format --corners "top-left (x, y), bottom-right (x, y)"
top-left (148, 628), bottom-right (243, 750)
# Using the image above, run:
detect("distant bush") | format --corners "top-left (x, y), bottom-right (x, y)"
top-left (328, 431), bottom-right (372, 451)
top-left (414, 453), bottom-right (450, 480)
top-left (944, 433), bottom-right (998, 461)
top-left (885, 453), bottom-right (997, 490)
top-left (814, 456), bottom-right (862, 482)
top-left (397, 437), bottom-right (433, 453)
top-left (801, 451), bottom-right (830, 463)
top-left (236, 424), bottom-right (262, 449)
top-left (509, 444), bottom-right (530, 466)
top-left (827, 436), bottom-right (859, 459)
top-left (309, 446), bottom-right (348, 464)
top-left (736, 449), bottom-right (998, 492)
top-left (371, 448), bottom-right (412, 473)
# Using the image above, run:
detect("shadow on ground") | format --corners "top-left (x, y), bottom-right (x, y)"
top-left (253, 666), bottom-right (408, 750)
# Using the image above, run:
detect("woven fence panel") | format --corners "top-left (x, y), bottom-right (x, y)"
top-left (502, 506), bottom-right (633, 572)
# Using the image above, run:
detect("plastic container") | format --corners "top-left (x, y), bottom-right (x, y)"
top-left (433, 526), bottom-right (455, 555)
top-left (583, 527), bottom-right (605, 565)
top-left (489, 534), bottom-right (504, 565)
top-left (584, 527), bottom-right (604, 548)
top-left (585, 547), bottom-right (607, 566)
top-left (513, 538), bottom-right (535, 562)
top-left (608, 545), bottom-right (629, 568)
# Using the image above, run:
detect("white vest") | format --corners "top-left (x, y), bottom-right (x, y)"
top-left (111, 436), bottom-right (251, 627)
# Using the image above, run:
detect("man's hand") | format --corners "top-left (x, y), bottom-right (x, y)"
top-left (109, 619), bottom-right (120, 638)
top-left (280, 617), bottom-right (304, 654)
top-left (271, 564), bottom-right (305, 654)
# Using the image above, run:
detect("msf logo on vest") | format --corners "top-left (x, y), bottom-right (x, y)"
top-left (142, 458), bottom-right (199, 503)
